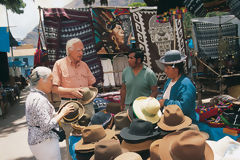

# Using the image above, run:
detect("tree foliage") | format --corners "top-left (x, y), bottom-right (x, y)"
top-left (0, 0), bottom-right (26, 14)
top-left (128, 2), bottom-right (147, 7)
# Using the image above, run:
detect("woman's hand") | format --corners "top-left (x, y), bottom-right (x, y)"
top-left (60, 105), bottom-right (75, 116)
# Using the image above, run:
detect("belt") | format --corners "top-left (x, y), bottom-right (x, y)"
top-left (61, 97), bottom-right (80, 101)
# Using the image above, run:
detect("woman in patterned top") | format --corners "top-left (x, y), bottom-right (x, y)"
top-left (25, 66), bottom-right (74, 160)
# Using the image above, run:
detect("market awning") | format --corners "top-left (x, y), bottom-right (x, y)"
top-left (8, 60), bottom-right (26, 67)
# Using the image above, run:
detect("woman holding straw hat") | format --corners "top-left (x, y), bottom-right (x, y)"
top-left (26, 66), bottom-right (74, 160)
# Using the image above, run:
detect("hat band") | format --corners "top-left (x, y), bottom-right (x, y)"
top-left (141, 108), bottom-right (156, 117)
top-left (83, 134), bottom-right (107, 144)
top-left (63, 113), bottom-right (79, 122)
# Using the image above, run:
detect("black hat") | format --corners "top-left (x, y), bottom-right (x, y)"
top-left (120, 119), bottom-right (161, 142)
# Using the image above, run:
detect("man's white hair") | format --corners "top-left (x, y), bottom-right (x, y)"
top-left (29, 66), bottom-right (52, 87)
top-left (66, 38), bottom-right (83, 56)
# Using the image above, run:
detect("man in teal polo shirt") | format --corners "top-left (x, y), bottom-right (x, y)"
top-left (120, 48), bottom-right (158, 110)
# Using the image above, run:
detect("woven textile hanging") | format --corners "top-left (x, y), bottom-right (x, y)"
top-left (43, 8), bottom-right (103, 84)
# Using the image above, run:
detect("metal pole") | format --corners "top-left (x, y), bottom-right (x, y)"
top-left (5, 7), bottom-right (14, 62)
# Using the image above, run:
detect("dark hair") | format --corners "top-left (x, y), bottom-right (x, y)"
top-left (173, 62), bottom-right (185, 75)
top-left (129, 48), bottom-right (144, 63)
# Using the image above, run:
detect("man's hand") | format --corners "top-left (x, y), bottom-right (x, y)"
top-left (71, 88), bottom-right (83, 98)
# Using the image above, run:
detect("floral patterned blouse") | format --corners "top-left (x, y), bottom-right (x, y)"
top-left (25, 88), bottom-right (59, 145)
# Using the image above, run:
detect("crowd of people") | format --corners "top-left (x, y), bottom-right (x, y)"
top-left (25, 37), bottom-right (237, 160)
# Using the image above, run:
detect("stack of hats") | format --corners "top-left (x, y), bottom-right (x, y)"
top-left (75, 125), bottom-right (116, 159)
top-left (120, 119), bottom-right (162, 159)
top-left (90, 139), bottom-right (143, 160)
top-left (149, 130), bottom-right (213, 160)
top-left (70, 94), bottom-right (207, 160)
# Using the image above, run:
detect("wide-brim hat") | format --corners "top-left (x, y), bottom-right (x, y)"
top-left (75, 125), bottom-right (116, 151)
top-left (112, 110), bottom-right (131, 135)
top-left (114, 152), bottom-right (143, 160)
top-left (80, 87), bottom-right (98, 105)
top-left (133, 96), bottom-right (162, 124)
top-left (120, 119), bottom-right (161, 142)
top-left (58, 100), bottom-right (85, 124)
top-left (90, 139), bottom-right (128, 160)
top-left (149, 130), bottom-right (214, 160)
top-left (121, 139), bottom-right (154, 152)
top-left (155, 50), bottom-right (187, 70)
top-left (157, 104), bottom-right (192, 131)
top-left (71, 113), bottom-right (91, 135)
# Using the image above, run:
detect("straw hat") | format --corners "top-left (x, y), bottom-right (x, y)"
top-left (149, 130), bottom-right (214, 160)
top-left (75, 125), bottom-right (116, 151)
top-left (157, 105), bottom-right (192, 131)
top-left (58, 100), bottom-right (85, 123)
top-left (80, 87), bottom-right (98, 105)
top-left (133, 97), bottom-right (162, 124)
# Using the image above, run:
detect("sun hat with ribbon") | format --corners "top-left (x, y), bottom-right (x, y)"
top-left (112, 111), bottom-right (131, 135)
top-left (133, 96), bottom-right (162, 124)
top-left (58, 100), bottom-right (85, 123)
top-left (149, 130), bottom-right (214, 160)
top-left (156, 50), bottom-right (187, 70)
top-left (157, 104), bottom-right (192, 131)
top-left (120, 119), bottom-right (161, 142)
top-left (80, 87), bottom-right (98, 105)
top-left (90, 139), bottom-right (127, 160)
top-left (75, 125), bottom-right (116, 151)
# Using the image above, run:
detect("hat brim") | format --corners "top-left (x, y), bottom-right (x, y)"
top-left (89, 148), bottom-right (128, 160)
top-left (159, 54), bottom-right (187, 64)
top-left (157, 115), bottom-right (192, 131)
top-left (112, 125), bottom-right (121, 135)
top-left (120, 127), bottom-right (160, 142)
top-left (59, 101), bottom-right (85, 124)
top-left (75, 129), bottom-right (116, 151)
top-left (151, 131), bottom-right (214, 160)
top-left (133, 97), bottom-right (162, 124)
top-left (80, 87), bottom-right (98, 105)
top-left (121, 139), bottom-right (154, 152)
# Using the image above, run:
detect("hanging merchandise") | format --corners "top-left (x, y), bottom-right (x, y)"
top-left (92, 8), bottom-right (134, 54)
top-left (0, 27), bottom-right (10, 52)
top-left (33, 33), bottom-right (48, 67)
top-left (43, 8), bottom-right (103, 84)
